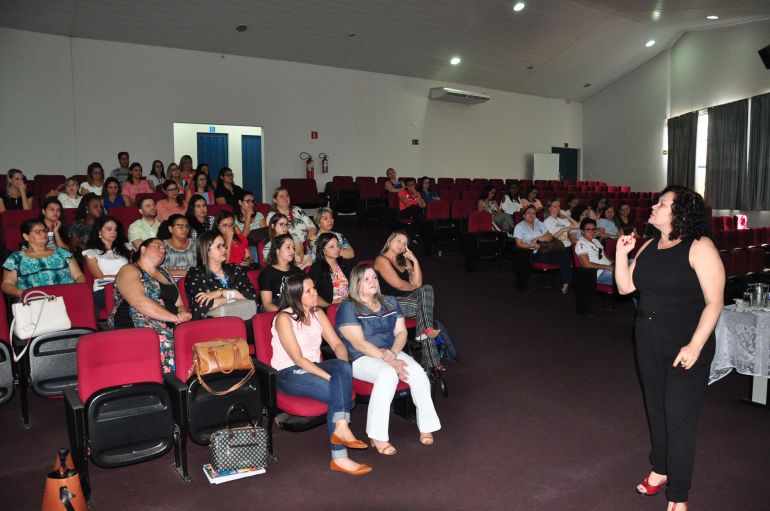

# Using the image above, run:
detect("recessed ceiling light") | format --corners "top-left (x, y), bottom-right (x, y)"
top-left (706, 15), bottom-right (719, 20)
top-left (513, 2), bottom-right (525, 12)
top-left (645, 39), bottom-right (656, 47)
top-left (450, 56), bottom-right (461, 65)
top-left (235, 24), bottom-right (248, 32)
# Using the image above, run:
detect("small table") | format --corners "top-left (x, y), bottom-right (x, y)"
top-left (710, 304), bottom-right (770, 405)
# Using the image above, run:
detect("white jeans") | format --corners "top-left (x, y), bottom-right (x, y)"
top-left (352, 352), bottom-right (441, 441)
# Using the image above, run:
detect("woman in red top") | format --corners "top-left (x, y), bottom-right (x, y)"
top-left (215, 210), bottom-right (252, 268)
top-left (397, 177), bottom-right (425, 226)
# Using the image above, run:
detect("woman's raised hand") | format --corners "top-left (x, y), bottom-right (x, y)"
top-left (616, 234), bottom-right (637, 257)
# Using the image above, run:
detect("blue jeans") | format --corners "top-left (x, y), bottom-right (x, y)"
top-left (596, 269), bottom-right (614, 285)
top-left (276, 359), bottom-right (353, 458)
top-left (534, 250), bottom-right (572, 284)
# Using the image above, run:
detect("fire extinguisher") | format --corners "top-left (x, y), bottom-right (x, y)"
top-left (319, 152), bottom-right (329, 174)
top-left (300, 152), bottom-right (314, 180)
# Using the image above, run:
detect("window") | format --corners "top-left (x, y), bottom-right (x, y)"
top-left (694, 110), bottom-right (708, 196)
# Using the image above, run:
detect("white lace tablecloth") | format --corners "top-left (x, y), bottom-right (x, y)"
top-left (709, 304), bottom-right (770, 385)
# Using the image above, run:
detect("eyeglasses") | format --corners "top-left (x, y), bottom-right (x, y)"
top-left (276, 222), bottom-right (289, 228)
top-left (172, 224), bottom-right (190, 230)
top-left (212, 243), bottom-right (226, 250)
top-left (148, 243), bottom-right (165, 250)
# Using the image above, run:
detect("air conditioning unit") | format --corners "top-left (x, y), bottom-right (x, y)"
top-left (429, 87), bottom-right (490, 105)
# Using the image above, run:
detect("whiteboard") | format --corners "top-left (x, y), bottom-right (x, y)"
top-left (533, 153), bottom-right (560, 181)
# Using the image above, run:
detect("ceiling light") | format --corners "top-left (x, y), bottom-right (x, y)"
top-left (235, 24), bottom-right (247, 32)
top-left (450, 56), bottom-right (461, 65)
top-left (645, 40), bottom-right (656, 47)
top-left (706, 15), bottom-right (719, 20)
top-left (513, 2), bottom-right (525, 12)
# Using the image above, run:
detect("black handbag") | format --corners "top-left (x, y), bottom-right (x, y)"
top-left (209, 403), bottom-right (268, 472)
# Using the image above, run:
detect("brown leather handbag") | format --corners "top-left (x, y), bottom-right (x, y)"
top-left (192, 338), bottom-right (255, 396)
top-left (41, 448), bottom-right (87, 511)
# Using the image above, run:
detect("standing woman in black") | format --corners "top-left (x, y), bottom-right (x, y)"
top-left (615, 186), bottom-right (723, 511)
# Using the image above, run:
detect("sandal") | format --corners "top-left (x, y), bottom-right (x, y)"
top-left (636, 473), bottom-right (667, 497)
top-left (419, 433), bottom-right (434, 446)
top-left (370, 439), bottom-right (397, 455)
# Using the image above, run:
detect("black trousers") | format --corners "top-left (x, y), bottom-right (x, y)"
top-left (635, 310), bottom-right (715, 502)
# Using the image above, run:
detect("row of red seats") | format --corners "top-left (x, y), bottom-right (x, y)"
top-left (713, 227), bottom-right (770, 251)
top-left (719, 247), bottom-right (768, 277)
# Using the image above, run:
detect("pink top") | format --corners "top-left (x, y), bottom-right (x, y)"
top-left (155, 198), bottom-right (188, 222)
top-left (121, 179), bottom-right (154, 199)
top-left (270, 308), bottom-right (323, 371)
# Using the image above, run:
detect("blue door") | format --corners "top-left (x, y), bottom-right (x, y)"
top-left (551, 147), bottom-right (579, 181)
top-left (242, 135), bottom-right (263, 201)
top-left (197, 133), bottom-right (229, 181)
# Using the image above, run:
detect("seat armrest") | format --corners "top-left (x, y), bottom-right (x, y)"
top-left (163, 373), bottom-right (189, 428)
top-left (63, 387), bottom-right (87, 490)
top-left (253, 359), bottom-right (277, 412)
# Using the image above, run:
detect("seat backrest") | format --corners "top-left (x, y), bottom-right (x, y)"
top-left (0, 293), bottom-right (7, 344)
top-left (208, 204), bottom-right (233, 217)
top-left (455, 178), bottom-right (471, 187)
top-left (359, 181), bottom-right (382, 200)
top-left (326, 303), bottom-right (339, 327)
top-left (107, 207), bottom-right (141, 237)
top-left (252, 312), bottom-right (278, 365)
top-left (731, 248), bottom-right (748, 276)
top-left (436, 178), bottom-right (454, 186)
top-left (22, 283), bottom-right (97, 331)
top-left (176, 276), bottom-right (190, 310)
top-left (467, 211), bottom-right (493, 233)
top-left (471, 178), bottom-right (488, 186)
top-left (173, 318), bottom-right (248, 382)
top-left (747, 247), bottom-right (765, 273)
top-left (256, 240), bottom-right (267, 267)
top-left (425, 200), bottom-right (450, 220)
top-left (254, 203), bottom-right (270, 217)
top-left (77, 328), bottom-right (162, 403)
top-left (355, 176), bottom-right (375, 188)
top-left (387, 192), bottom-right (399, 209)
top-left (441, 191), bottom-right (459, 202)
top-left (461, 190), bottom-right (479, 201)
top-left (1, 209), bottom-right (40, 252)
top-left (450, 200), bottom-right (474, 220)
top-left (332, 176), bottom-right (354, 191)
top-left (247, 268), bottom-right (261, 293)
top-left (32, 174), bottom-right (66, 198)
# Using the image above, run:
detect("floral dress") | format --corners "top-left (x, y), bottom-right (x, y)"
top-left (108, 264), bottom-right (179, 374)
top-left (2, 248), bottom-right (76, 290)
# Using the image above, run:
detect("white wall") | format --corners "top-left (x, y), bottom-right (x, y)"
top-left (0, 27), bottom-right (582, 197)
top-left (583, 19), bottom-right (770, 196)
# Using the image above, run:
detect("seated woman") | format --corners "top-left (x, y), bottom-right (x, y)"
top-left (147, 160), bottom-right (165, 190)
top-left (265, 210), bottom-right (311, 269)
top-left (258, 233), bottom-right (303, 311)
top-left (166, 163), bottom-right (183, 190)
top-left (397, 178), bottom-right (425, 226)
top-left (214, 167), bottom-right (244, 208)
top-left (234, 190), bottom-right (266, 239)
top-left (121, 162), bottom-right (154, 205)
top-left (39, 197), bottom-right (70, 250)
top-left (80, 162), bottom-right (105, 196)
top-left (336, 264), bottom-right (441, 454)
top-left (2, 219), bottom-right (86, 298)
top-left (215, 210), bottom-right (253, 268)
top-left (513, 205), bottom-right (572, 294)
top-left (383, 167), bottom-right (402, 193)
top-left (186, 170), bottom-right (216, 204)
top-left (51, 176), bottom-right (82, 209)
top-left (589, 195), bottom-right (606, 220)
top-left (83, 216), bottom-right (131, 312)
top-left (186, 194), bottom-right (215, 240)
top-left (569, 204), bottom-right (590, 240)
top-left (156, 179), bottom-right (188, 222)
top-left (615, 202), bottom-right (637, 236)
top-left (266, 187), bottom-right (316, 264)
top-left (419, 177), bottom-right (439, 202)
top-left (184, 230), bottom-right (258, 320)
top-left (542, 198), bottom-right (578, 249)
top-left (519, 186), bottom-right (543, 211)
top-left (575, 218), bottom-right (615, 285)
top-left (562, 194), bottom-right (579, 218)
top-left (309, 233), bottom-right (350, 307)
top-left (101, 177), bottom-right (129, 210)
top-left (68, 193), bottom-right (104, 254)
top-left (311, 208), bottom-right (355, 262)
top-left (373, 230), bottom-right (442, 371)
top-left (500, 182), bottom-right (522, 216)
top-left (160, 214), bottom-right (197, 277)
top-left (477, 184), bottom-right (515, 233)
top-left (597, 205), bottom-right (619, 240)
top-left (0, 168), bottom-right (33, 213)
top-left (109, 238), bottom-right (192, 374)
top-left (271, 274), bottom-right (371, 475)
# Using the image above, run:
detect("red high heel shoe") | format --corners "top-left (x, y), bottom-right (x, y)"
top-left (635, 473), bottom-right (667, 496)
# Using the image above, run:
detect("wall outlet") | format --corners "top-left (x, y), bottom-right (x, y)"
top-left (412, 139), bottom-right (419, 145)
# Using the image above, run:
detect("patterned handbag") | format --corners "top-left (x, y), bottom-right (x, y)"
top-left (209, 403), bottom-right (268, 472)
top-left (205, 299), bottom-right (258, 320)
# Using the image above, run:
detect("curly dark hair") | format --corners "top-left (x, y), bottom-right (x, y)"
top-left (660, 186), bottom-right (711, 241)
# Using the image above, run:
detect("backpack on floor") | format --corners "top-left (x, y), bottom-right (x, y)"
top-left (434, 320), bottom-right (458, 362)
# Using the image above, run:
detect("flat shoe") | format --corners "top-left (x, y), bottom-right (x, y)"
top-left (423, 328), bottom-right (441, 339)
top-left (419, 433), bottom-right (434, 446)
top-left (330, 433), bottom-right (368, 449)
top-left (329, 459), bottom-right (373, 475)
top-left (636, 473), bottom-right (667, 497)
top-left (370, 439), bottom-right (397, 455)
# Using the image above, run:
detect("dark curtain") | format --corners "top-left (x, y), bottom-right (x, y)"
top-left (704, 99), bottom-right (748, 209)
top-left (666, 112), bottom-right (698, 189)
top-left (742, 93), bottom-right (770, 210)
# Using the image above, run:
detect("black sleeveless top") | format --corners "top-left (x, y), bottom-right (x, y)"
top-left (633, 237), bottom-right (704, 316)
top-left (377, 258), bottom-right (411, 297)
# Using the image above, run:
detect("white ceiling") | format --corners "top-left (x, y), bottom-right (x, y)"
top-left (2, 0), bottom-right (769, 101)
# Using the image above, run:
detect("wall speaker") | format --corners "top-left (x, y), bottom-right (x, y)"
top-left (759, 44), bottom-right (770, 69)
